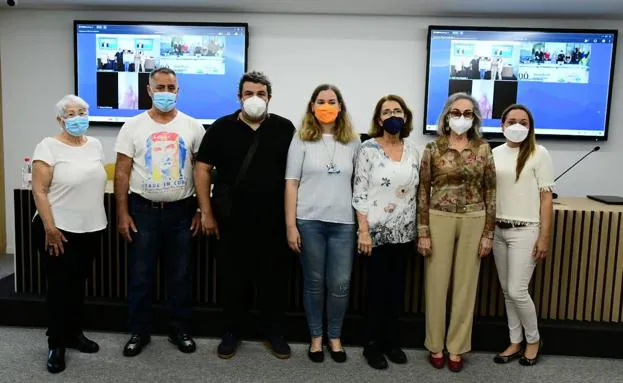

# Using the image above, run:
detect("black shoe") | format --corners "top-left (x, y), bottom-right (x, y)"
top-left (493, 347), bottom-right (523, 364)
top-left (384, 346), bottom-right (407, 364)
top-left (169, 333), bottom-right (197, 354)
top-left (123, 334), bottom-right (151, 357)
top-left (66, 333), bottom-right (99, 354)
top-left (519, 340), bottom-right (543, 366)
top-left (264, 335), bottom-right (291, 359)
top-left (363, 343), bottom-right (388, 370)
top-left (217, 332), bottom-right (240, 359)
top-left (46, 348), bottom-right (66, 374)
top-left (168, 333), bottom-right (196, 353)
top-left (327, 343), bottom-right (347, 363)
top-left (308, 345), bottom-right (324, 363)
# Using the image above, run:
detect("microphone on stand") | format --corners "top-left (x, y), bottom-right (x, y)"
top-left (552, 146), bottom-right (600, 199)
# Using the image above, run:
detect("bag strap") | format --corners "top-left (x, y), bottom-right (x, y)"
top-left (233, 131), bottom-right (261, 190)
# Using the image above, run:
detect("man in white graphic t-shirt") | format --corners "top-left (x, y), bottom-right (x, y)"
top-left (114, 67), bottom-right (205, 357)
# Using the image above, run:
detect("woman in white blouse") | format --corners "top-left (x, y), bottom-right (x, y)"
top-left (492, 104), bottom-right (554, 367)
top-left (31, 95), bottom-right (107, 373)
top-left (352, 95), bottom-right (420, 370)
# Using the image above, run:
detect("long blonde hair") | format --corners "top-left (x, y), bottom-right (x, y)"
top-left (298, 84), bottom-right (357, 144)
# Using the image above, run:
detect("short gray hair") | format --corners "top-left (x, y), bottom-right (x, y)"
top-left (149, 67), bottom-right (177, 85)
top-left (238, 71), bottom-right (272, 97)
top-left (55, 95), bottom-right (89, 118)
top-left (436, 92), bottom-right (482, 138)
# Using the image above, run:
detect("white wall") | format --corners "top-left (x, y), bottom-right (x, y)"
top-left (0, 9), bottom-right (622, 253)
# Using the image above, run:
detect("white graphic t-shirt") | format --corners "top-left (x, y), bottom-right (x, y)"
top-left (114, 111), bottom-right (205, 202)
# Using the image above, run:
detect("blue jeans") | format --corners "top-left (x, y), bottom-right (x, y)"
top-left (127, 194), bottom-right (195, 335)
top-left (297, 219), bottom-right (356, 339)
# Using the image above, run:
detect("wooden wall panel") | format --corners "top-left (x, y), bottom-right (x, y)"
top-left (13, 192), bottom-right (623, 323)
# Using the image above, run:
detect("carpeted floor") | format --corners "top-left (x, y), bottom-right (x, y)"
top-left (0, 326), bottom-right (622, 383)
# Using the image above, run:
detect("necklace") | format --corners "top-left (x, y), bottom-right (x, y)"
top-left (321, 135), bottom-right (340, 174)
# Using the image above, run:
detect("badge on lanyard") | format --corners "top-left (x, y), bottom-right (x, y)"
top-left (327, 162), bottom-right (340, 174)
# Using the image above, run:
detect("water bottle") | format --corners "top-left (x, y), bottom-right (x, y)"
top-left (21, 157), bottom-right (32, 189)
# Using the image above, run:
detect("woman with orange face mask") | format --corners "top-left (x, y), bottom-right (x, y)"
top-left (285, 84), bottom-right (360, 363)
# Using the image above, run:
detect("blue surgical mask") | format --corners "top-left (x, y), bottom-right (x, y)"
top-left (382, 116), bottom-right (404, 135)
top-left (64, 115), bottom-right (89, 136)
top-left (152, 91), bottom-right (177, 112)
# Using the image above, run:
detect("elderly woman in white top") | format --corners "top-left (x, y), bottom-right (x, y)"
top-left (491, 104), bottom-right (553, 367)
top-left (31, 95), bottom-right (107, 373)
top-left (353, 95), bottom-right (420, 370)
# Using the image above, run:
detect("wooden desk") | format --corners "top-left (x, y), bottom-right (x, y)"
top-left (478, 197), bottom-right (623, 323)
top-left (540, 197), bottom-right (623, 322)
top-left (12, 191), bottom-right (623, 323)
top-left (555, 197), bottom-right (623, 212)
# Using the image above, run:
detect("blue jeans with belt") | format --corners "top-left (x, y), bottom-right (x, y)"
top-left (126, 194), bottom-right (196, 335)
top-left (297, 219), bottom-right (356, 339)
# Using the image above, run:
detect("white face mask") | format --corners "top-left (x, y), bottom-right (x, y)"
top-left (242, 96), bottom-right (267, 119)
top-left (504, 123), bottom-right (529, 143)
top-left (448, 116), bottom-right (473, 135)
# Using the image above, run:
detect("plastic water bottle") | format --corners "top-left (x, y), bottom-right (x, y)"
top-left (21, 157), bottom-right (32, 189)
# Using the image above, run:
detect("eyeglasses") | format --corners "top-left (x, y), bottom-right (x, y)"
top-left (448, 109), bottom-right (474, 119)
top-left (381, 109), bottom-right (405, 117)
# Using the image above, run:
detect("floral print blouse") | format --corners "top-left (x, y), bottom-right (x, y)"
top-left (416, 135), bottom-right (496, 239)
top-left (353, 138), bottom-right (420, 247)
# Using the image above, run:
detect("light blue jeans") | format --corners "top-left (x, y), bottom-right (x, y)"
top-left (297, 219), bottom-right (356, 339)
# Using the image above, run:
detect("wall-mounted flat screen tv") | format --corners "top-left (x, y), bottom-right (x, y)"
top-left (424, 26), bottom-right (617, 140)
top-left (74, 20), bottom-right (249, 126)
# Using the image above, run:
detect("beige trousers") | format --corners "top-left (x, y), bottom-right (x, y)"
top-left (424, 210), bottom-right (485, 355)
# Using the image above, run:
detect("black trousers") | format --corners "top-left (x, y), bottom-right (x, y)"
top-left (217, 217), bottom-right (289, 337)
top-left (33, 215), bottom-right (102, 348)
top-left (364, 242), bottom-right (412, 347)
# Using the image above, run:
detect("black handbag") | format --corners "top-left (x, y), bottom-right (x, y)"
top-left (211, 132), bottom-right (261, 221)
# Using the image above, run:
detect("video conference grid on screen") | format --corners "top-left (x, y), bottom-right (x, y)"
top-left (425, 28), bottom-right (617, 139)
top-left (75, 22), bottom-right (248, 125)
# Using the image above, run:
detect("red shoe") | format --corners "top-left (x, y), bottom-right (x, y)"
top-left (428, 353), bottom-right (445, 369)
top-left (448, 356), bottom-right (463, 372)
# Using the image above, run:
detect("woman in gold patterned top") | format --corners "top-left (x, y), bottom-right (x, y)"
top-left (416, 92), bottom-right (496, 373)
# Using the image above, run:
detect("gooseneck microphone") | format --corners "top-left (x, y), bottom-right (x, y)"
top-left (552, 146), bottom-right (600, 199)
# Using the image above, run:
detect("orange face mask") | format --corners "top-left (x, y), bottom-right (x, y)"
top-left (314, 104), bottom-right (339, 124)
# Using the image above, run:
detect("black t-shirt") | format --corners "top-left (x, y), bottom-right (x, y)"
top-left (196, 110), bottom-right (295, 221)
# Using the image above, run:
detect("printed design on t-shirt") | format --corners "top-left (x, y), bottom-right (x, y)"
top-left (143, 131), bottom-right (187, 193)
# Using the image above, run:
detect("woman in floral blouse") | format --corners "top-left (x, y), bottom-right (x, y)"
top-left (416, 92), bottom-right (496, 373)
top-left (353, 95), bottom-right (420, 370)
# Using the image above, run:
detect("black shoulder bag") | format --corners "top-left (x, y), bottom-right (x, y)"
top-left (211, 132), bottom-right (261, 221)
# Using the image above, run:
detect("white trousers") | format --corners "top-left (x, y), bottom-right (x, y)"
top-left (493, 225), bottom-right (541, 344)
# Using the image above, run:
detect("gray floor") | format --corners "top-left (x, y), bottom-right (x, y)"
top-left (0, 327), bottom-right (622, 383)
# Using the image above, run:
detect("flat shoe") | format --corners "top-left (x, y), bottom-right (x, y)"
top-left (493, 348), bottom-right (523, 364)
top-left (308, 345), bottom-right (324, 363)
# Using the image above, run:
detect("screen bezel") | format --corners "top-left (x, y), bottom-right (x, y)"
top-left (423, 25), bottom-right (618, 141)
top-left (73, 20), bottom-right (250, 127)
